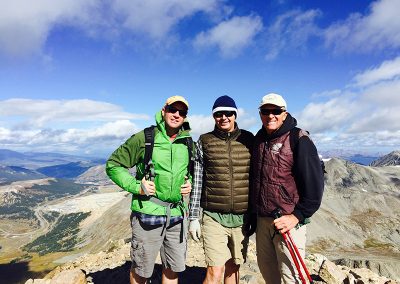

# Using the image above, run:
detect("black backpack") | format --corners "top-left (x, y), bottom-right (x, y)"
top-left (289, 127), bottom-right (326, 174)
top-left (143, 125), bottom-right (194, 180)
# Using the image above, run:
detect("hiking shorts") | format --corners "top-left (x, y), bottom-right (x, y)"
top-left (130, 214), bottom-right (188, 278)
top-left (202, 214), bottom-right (248, 266)
top-left (256, 216), bottom-right (306, 284)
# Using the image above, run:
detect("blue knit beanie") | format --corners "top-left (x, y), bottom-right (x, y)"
top-left (212, 95), bottom-right (238, 116)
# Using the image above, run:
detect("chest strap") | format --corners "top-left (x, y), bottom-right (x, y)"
top-left (148, 197), bottom-right (186, 238)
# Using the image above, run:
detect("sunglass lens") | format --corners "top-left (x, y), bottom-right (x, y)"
top-left (214, 111), bottom-right (235, 118)
top-left (260, 109), bottom-right (284, 115)
top-left (167, 106), bottom-right (187, 116)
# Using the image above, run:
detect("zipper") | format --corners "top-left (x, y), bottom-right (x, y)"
top-left (257, 140), bottom-right (268, 208)
top-left (228, 132), bottom-right (234, 210)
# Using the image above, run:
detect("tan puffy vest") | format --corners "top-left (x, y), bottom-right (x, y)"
top-left (200, 127), bottom-right (254, 214)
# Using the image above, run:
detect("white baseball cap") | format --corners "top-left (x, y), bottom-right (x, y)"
top-left (259, 93), bottom-right (287, 110)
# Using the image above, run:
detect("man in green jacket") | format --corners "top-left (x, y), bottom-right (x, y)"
top-left (106, 96), bottom-right (193, 284)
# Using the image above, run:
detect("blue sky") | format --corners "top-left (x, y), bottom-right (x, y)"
top-left (0, 0), bottom-right (399, 157)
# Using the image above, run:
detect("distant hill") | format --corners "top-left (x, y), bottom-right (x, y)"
top-left (75, 164), bottom-right (135, 185)
top-left (0, 148), bottom-right (104, 170)
top-left (319, 150), bottom-right (382, 165)
top-left (347, 154), bottom-right (380, 165)
top-left (0, 165), bottom-right (45, 185)
top-left (36, 162), bottom-right (94, 179)
top-left (370, 150), bottom-right (400, 166)
top-left (75, 165), bottom-right (111, 185)
top-left (0, 149), bottom-right (27, 160)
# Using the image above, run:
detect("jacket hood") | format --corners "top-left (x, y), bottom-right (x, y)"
top-left (256, 113), bottom-right (297, 141)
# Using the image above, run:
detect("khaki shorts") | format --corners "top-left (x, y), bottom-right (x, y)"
top-left (202, 214), bottom-right (248, 266)
top-left (256, 216), bottom-right (306, 284)
top-left (130, 214), bottom-right (187, 278)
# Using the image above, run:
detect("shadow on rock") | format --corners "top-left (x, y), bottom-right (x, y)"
top-left (0, 261), bottom-right (50, 284)
top-left (87, 262), bottom-right (206, 284)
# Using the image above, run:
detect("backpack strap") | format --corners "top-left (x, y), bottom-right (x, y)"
top-left (144, 125), bottom-right (194, 179)
top-left (184, 137), bottom-right (194, 178)
top-left (289, 127), bottom-right (310, 154)
top-left (289, 127), bottom-right (326, 174)
top-left (143, 125), bottom-right (156, 180)
top-left (289, 127), bottom-right (301, 154)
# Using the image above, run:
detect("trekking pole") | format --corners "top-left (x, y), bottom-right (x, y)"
top-left (272, 209), bottom-right (307, 284)
top-left (286, 231), bottom-right (313, 283)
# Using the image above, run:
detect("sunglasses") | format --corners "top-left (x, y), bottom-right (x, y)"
top-left (166, 105), bottom-right (188, 117)
top-left (213, 111), bottom-right (236, 118)
top-left (260, 108), bottom-right (285, 116)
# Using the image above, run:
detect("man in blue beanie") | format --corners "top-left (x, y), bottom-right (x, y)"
top-left (188, 95), bottom-right (255, 284)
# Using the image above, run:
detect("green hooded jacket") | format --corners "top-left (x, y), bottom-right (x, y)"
top-left (106, 111), bottom-right (192, 217)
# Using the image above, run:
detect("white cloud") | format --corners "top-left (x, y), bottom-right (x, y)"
top-left (296, 96), bottom-right (357, 134)
top-left (193, 15), bottom-right (263, 58)
top-left (361, 79), bottom-right (400, 106)
top-left (297, 55), bottom-right (400, 153)
top-left (0, 98), bottom-right (148, 155)
top-left (113, 0), bottom-right (224, 40)
top-left (0, 0), bottom-right (97, 57)
top-left (352, 56), bottom-right (400, 87)
top-left (0, 99), bottom-right (148, 127)
top-left (315, 130), bottom-right (400, 155)
top-left (0, 120), bottom-right (139, 155)
top-left (264, 9), bottom-right (321, 60)
top-left (0, 98), bottom-right (261, 156)
top-left (347, 79), bottom-right (400, 133)
top-left (0, 0), bottom-right (228, 58)
top-left (187, 114), bottom-right (214, 140)
top-left (324, 0), bottom-right (400, 53)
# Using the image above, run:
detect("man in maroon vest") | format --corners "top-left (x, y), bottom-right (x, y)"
top-left (251, 93), bottom-right (324, 284)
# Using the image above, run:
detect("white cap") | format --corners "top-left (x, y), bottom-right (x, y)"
top-left (259, 93), bottom-right (287, 110)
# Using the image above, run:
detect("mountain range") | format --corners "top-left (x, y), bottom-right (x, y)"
top-left (0, 149), bottom-right (105, 183)
top-left (0, 149), bottom-right (104, 171)
top-left (0, 149), bottom-right (399, 283)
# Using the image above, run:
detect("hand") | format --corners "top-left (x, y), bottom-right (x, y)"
top-left (140, 177), bottom-right (156, 196)
top-left (188, 219), bottom-right (201, 242)
top-left (243, 213), bottom-right (257, 237)
top-left (273, 214), bottom-right (299, 234)
top-left (180, 177), bottom-right (192, 196)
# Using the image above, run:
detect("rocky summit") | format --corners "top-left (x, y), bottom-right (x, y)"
top-left (370, 151), bottom-right (400, 166)
top-left (25, 238), bottom-right (399, 284)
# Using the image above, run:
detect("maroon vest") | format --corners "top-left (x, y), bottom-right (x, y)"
top-left (252, 131), bottom-right (299, 216)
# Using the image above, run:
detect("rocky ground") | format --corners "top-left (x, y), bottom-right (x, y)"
top-left (25, 237), bottom-right (399, 284)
